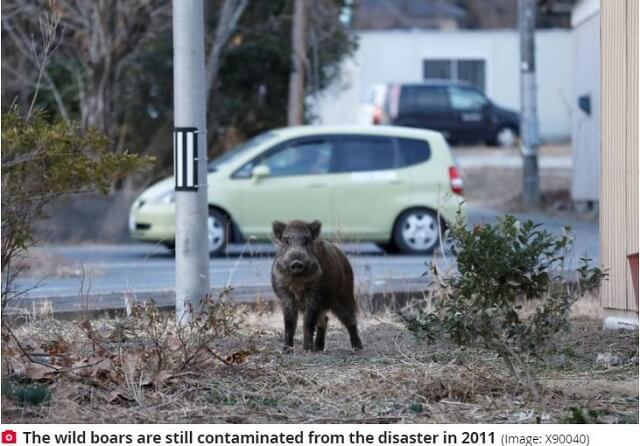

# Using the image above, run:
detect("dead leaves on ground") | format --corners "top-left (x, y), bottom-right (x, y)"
top-left (225, 350), bottom-right (252, 365)
top-left (40, 336), bottom-right (70, 365)
top-left (2, 304), bottom-right (252, 406)
top-left (4, 340), bottom-right (252, 381)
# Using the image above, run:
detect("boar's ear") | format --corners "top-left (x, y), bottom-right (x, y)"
top-left (309, 220), bottom-right (322, 240)
top-left (272, 221), bottom-right (286, 242)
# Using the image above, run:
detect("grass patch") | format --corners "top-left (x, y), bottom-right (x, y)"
top-left (1, 309), bottom-right (637, 424)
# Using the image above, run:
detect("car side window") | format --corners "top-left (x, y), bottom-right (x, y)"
top-left (396, 138), bottom-right (431, 167)
top-left (233, 139), bottom-right (332, 178)
top-left (399, 86), bottom-right (449, 114)
top-left (334, 136), bottom-right (395, 173)
top-left (449, 86), bottom-right (488, 111)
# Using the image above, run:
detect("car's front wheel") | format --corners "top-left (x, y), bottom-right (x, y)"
top-left (393, 209), bottom-right (441, 255)
top-left (207, 208), bottom-right (229, 257)
top-left (164, 209), bottom-right (229, 256)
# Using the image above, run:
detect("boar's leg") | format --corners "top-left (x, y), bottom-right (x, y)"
top-left (334, 308), bottom-right (363, 351)
top-left (281, 301), bottom-right (298, 353)
top-left (303, 307), bottom-right (321, 352)
top-left (314, 313), bottom-right (329, 352)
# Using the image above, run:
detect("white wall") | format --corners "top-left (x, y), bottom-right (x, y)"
top-left (571, 1), bottom-right (600, 202)
top-left (312, 29), bottom-right (573, 142)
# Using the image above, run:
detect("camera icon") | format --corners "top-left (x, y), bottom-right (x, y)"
top-left (1, 430), bottom-right (17, 444)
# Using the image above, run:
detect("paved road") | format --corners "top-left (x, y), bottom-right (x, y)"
top-left (13, 206), bottom-right (599, 303)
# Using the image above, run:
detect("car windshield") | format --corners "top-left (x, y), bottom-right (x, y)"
top-left (208, 131), bottom-right (277, 171)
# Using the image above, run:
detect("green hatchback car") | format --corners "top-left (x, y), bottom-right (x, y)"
top-left (129, 125), bottom-right (464, 255)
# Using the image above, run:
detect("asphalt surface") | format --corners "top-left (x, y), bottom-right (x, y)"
top-left (13, 206), bottom-right (599, 308)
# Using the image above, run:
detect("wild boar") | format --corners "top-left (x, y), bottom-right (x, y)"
top-left (271, 219), bottom-right (363, 352)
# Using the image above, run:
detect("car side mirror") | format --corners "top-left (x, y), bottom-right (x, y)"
top-left (251, 164), bottom-right (270, 180)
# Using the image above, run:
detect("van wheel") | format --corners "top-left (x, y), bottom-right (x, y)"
top-left (207, 208), bottom-right (229, 257)
top-left (492, 126), bottom-right (518, 148)
top-left (393, 209), bottom-right (441, 255)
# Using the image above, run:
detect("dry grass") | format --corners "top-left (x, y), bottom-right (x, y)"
top-left (1, 299), bottom-right (637, 425)
top-left (515, 293), bottom-right (602, 321)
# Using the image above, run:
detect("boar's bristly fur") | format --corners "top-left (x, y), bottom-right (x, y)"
top-left (271, 219), bottom-right (363, 352)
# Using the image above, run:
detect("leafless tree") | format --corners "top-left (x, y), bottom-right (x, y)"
top-left (2, 0), bottom-right (171, 152)
top-left (2, 1), bottom-right (65, 119)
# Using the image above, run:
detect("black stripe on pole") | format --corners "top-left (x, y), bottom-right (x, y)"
top-left (174, 127), bottom-right (198, 191)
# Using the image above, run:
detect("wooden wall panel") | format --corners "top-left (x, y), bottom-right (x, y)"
top-left (625, 0), bottom-right (638, 311)
top-left (600, 0), bottom-right (638, 313)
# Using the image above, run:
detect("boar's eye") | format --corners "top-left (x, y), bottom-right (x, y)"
top-left (302, 237), bottom-right (311, 245)
top-left (282, 237), bottom-right (290, 245)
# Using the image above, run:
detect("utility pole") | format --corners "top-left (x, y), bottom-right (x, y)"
top-left (173, 0), bottom-right (210, 322)
top-left (288, 0), bottom-right (306, 126)
top-left (518, 0), bottom-right (540, 208)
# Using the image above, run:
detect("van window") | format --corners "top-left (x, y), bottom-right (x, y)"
top-left (398, 86), bottom-right (448, 114)
top-left (397, 138), bottom-right (431, 167)
top-left (334, 136), bottom-right (395, 173)
top-left (449, 86), bottom-right (488, 111)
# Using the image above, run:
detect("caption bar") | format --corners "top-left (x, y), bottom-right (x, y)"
top-left (1, 425), bottom-right (635, 446)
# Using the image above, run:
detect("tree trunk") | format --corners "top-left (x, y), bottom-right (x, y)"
top-left (84, 66), bottom-right (114, 138)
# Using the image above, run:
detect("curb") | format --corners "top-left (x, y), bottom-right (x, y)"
top-left (5, 279), bottom-right (431, 320)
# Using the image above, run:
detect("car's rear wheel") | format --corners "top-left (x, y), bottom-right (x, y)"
top-left (393, 209), bottom-right (441, 255)
top-left (207, 208), bottom-right (229, 257)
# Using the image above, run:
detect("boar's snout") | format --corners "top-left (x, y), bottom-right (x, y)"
top-left (289, 259), bottom-right (305, 274)
top-left (278, 249), bottom-right (319, 277)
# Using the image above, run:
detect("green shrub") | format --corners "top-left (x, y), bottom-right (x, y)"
top-left (403, 210), bottom-right (606, 385)
top-left (1, 108), bottom-right (152, 308)
top-left (2, 381), bottom-right (52, 406)
top-left (561, 406), bottom-right (601, 424)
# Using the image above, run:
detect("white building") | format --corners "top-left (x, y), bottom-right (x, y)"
top-left (571, 0), bottom-right (600, 204)
top-left (312, 29), bottom-right (573, 142)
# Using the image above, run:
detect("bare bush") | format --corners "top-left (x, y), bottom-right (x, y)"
top-left (2, 288), bottom-right (247, 408)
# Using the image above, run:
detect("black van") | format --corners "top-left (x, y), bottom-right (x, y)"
top-left (380, 81), bottom-right (520, 147)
